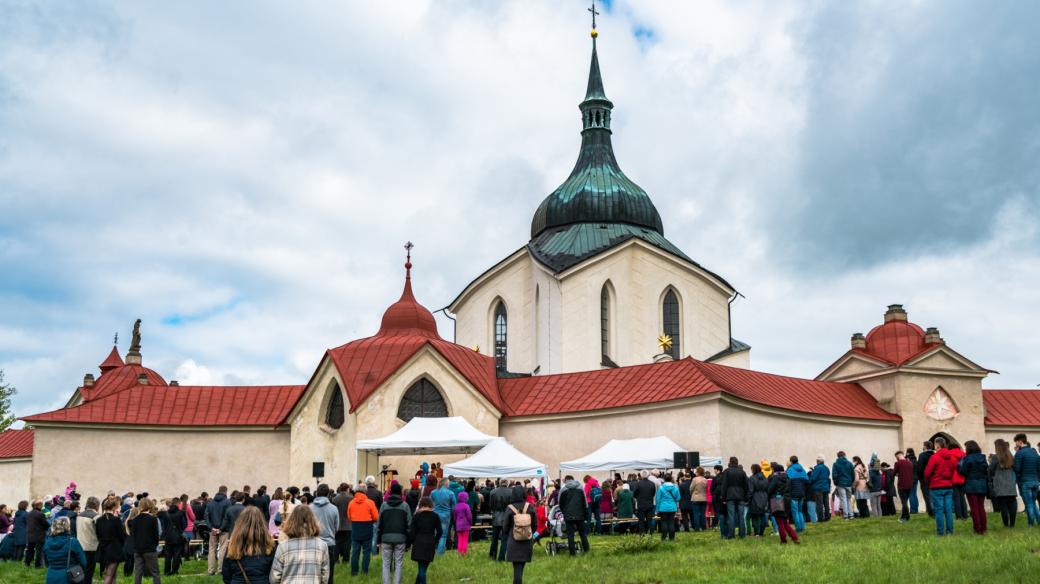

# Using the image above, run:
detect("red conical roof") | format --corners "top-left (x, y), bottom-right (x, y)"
top-left (377, 260), bottom-right (440, 338)
top-left (98, 346), bottom-right (124, 373)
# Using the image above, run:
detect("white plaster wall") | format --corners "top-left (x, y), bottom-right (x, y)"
top-left (452, 254), bottom-right (538, 374)
top-left (500, 400), bottom-right (721, 476)
top-left (717, 402), bottom-right (901, 466)
top-left (0, 459), bottom-right (32, 504)
top-left (557, 243), bottom-right (733, 373)
top-left (30, 427), bottom-right (290, 500)
top-left (985, 429), bottom-right (1040, 450)
top-left (892, 373), bottom-right (987, 451)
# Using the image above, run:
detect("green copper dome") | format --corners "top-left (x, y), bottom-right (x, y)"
top-left (530, 39), bottom-right (664, 239)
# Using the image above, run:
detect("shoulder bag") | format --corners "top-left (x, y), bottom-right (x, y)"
top-left (237, 560), bottom-right (252, 584)
top-left (66, 539), bottom-right (85, 584)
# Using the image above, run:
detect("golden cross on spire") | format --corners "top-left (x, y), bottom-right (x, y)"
top-left (588, 0), bottom-right (600, 30)
top-left (404, 241), bottom-right (414, 263)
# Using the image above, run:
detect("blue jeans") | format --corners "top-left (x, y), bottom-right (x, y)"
top-left (909, 479), bottom-right (919, 513)
top-left (750, 514), bottom-right (767, 536)
top-left (1020, 481), bottom-right (1040, 526)
top-left (931, 488), bottom-right (954, 535)
top-left (805, 497), bottom-right (818, 523)
top-left (350, 538), bottom-right (371, 574)
top-left (587, 504), bottom-right (602, 534)
top-left (834, 486), bottom-right (853, 518)
top-left (790, 498), bottom-right (805, 532)
top-left (415, 561), bottom-right (429, 584)
top-left (692, 502), bottom-right (706, 530)
top-left (435, 512), bottom-right (451, 554)
top-left (716, 508), bottom-right (728, 539)
top-left (725, 501), bottom-right (746, 538)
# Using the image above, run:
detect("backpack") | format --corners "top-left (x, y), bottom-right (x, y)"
top-left (590, 486), bottom-right (603, 504)
top-left (509, 503), bottom-right (532, 542)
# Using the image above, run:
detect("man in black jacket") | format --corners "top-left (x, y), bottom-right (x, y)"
top-left (204, 486), bottom-right (231, 575)
top-left (220, 492), bottom-right (246, 534)
top-left (23, 500), bottom-right (49, 568)
top-left (558, 476), bottom-right (589, 555)
top-left (915, 441), bottom-right (935, 517)
top-left (632, 470), bottom-right (657, 535)
top-left (718, 457), bottom-right (749, 539)
top-left (488, 480), bottom-right (512, 562)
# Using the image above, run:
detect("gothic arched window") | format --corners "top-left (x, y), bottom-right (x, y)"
top-left (324, 381), bottom-right (345, 430)
top-left (662, 288), bottom-right (681, 359)
top-left (600, 282), bottom-right (613, 361)
top-left (494, 301), bottom-right (508, 372)
top-left (396, 378), bottom-right (448, 422)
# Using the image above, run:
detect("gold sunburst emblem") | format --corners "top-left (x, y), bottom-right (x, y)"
top-left (657, 334), bottom-right (673, 353)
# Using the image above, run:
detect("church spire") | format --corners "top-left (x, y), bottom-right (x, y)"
top-left (581, 1), bottom-right (612, 131)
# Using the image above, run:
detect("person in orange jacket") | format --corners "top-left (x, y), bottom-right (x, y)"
top-left (346, 488), bottom-right (378, 576)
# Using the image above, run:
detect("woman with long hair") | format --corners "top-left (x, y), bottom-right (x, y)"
top-left (270, 505), bottom-right (329, 584)
top-left (989, 439), bottom-right (1018, 527)
top-left (222, 507), bottom-right (275, 584)
top-left (852, 456), bottom-right (870, 518)
top-left (505, 485), bottom-right (537, 584)
top-left (409, 497), bottom-right (442, 584)
top-left (129, 499), bottom-right (162, 584)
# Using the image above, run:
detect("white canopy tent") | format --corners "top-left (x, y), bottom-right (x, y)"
top-left (560, 436), bottom-right (688, 472)
top-left (356, 417), bottom-right (497, 455)
top-left (442, 438), bottom-right (548, 479)
top-left (355, 417), bottom-right (499, 483)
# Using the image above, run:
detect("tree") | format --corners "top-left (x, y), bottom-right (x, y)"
top-left (0, 370), bottom-right (17, 432)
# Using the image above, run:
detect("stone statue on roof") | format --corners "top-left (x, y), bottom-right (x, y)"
top-left (128, 319), bottom-right (142, 356)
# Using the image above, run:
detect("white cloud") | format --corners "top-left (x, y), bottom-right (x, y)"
top-left (1, 1), bottom-right (1037, 418)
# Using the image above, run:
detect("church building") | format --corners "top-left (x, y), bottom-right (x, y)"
top-left (3, 29), bottom-right (1039, 502)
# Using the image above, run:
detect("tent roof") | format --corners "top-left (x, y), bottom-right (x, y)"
top-left (355, 416), bottom-right (496, 455)
top-left (560, 436), bottom-right (686, 472)
top-left (442, 438), bottom-right (548, 479)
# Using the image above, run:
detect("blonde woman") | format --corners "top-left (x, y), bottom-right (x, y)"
top-left (222, 507), bottom-right (275, 584)
top-left (277, 495), bottom-right (299, 545)
top-left (271, 505), bottom-right (329, 584)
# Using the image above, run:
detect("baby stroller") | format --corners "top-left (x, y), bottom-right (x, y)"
top-left (543, 505), bottom-right (567, 556)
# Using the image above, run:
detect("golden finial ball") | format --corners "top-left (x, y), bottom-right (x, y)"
top-left (591, 29), bottom-right (598, 38)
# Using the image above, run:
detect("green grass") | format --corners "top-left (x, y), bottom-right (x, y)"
top-left (3, 515), bottom-right (1039, 583)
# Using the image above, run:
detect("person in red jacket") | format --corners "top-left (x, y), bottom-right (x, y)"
top-left (924, 437), bottom-right (960, 536)
top-left (894, 451), bottom-right (915, 523)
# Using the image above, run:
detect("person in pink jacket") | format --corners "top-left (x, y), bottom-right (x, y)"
top-left (453, 492), bottom-right (473, 555)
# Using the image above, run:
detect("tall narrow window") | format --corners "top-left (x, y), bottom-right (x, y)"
top-left (600, 283), bottom-right (612, 361)
top-left (397, 378), bottom-right (448, 422)
top-left (324, 381), bottom-right (345, 430)
top-left (662, 289), bottom-right (681, 359)
top-left (494, 301), bottom-right (508, 371)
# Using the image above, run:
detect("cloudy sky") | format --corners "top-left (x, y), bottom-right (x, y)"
top-left (2, 0), bottom-right (1038, 418)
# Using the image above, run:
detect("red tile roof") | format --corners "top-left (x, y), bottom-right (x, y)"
top-left (983, 390), bottom-right (1040, 426)
top-left (0, 429), bottom-right (34, 459)
top-left (23, 384), bottom-right (305, 427)
top-left (500, 357), bottom-right (900, 421)
top-left (863, 320), bottom-right (937, 365)
top-left (690, 360), bottom-right (900, 421)
top-left (326, 268), bottom-right (507, 414)
top-left (80, 364), bottom-right (167, 402)
top-left (500, 359), bottom-right (714, 416)
top-left (98, 346), bottom-right (124, 373)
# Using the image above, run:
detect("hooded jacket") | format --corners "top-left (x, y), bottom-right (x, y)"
top-left (376, 494), bottom-right (412, 545)
top-left (309, 497), bottom-right (339, 547)
top-left (924, 448), bottom-right (962, 489)
top-left (958, 452), bottom-right (989, 495)
top-left (832, 457), bottom-right (854, 488)
top-left (204, 492), bottom-right (229, 530)
top-left (719, 465), bottom-right (749, 502)
top-left (558, 479), bottom-right (587, 521)
top-left (655, 481), bottom-right (681, 513)
top-left (949, 447), bottom-right (967, 486)
top-left (748, 473), bottom-right (770, 515)
top-left (453, 492), bottom-right (473, 532)
top-left (787, 463), bottom-right (810, 499)
top-left (347, 492), bottom-right (378, 542)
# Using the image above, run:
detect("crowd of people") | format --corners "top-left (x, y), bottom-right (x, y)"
top-left (0, 433), bottom-right (1038, 583)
